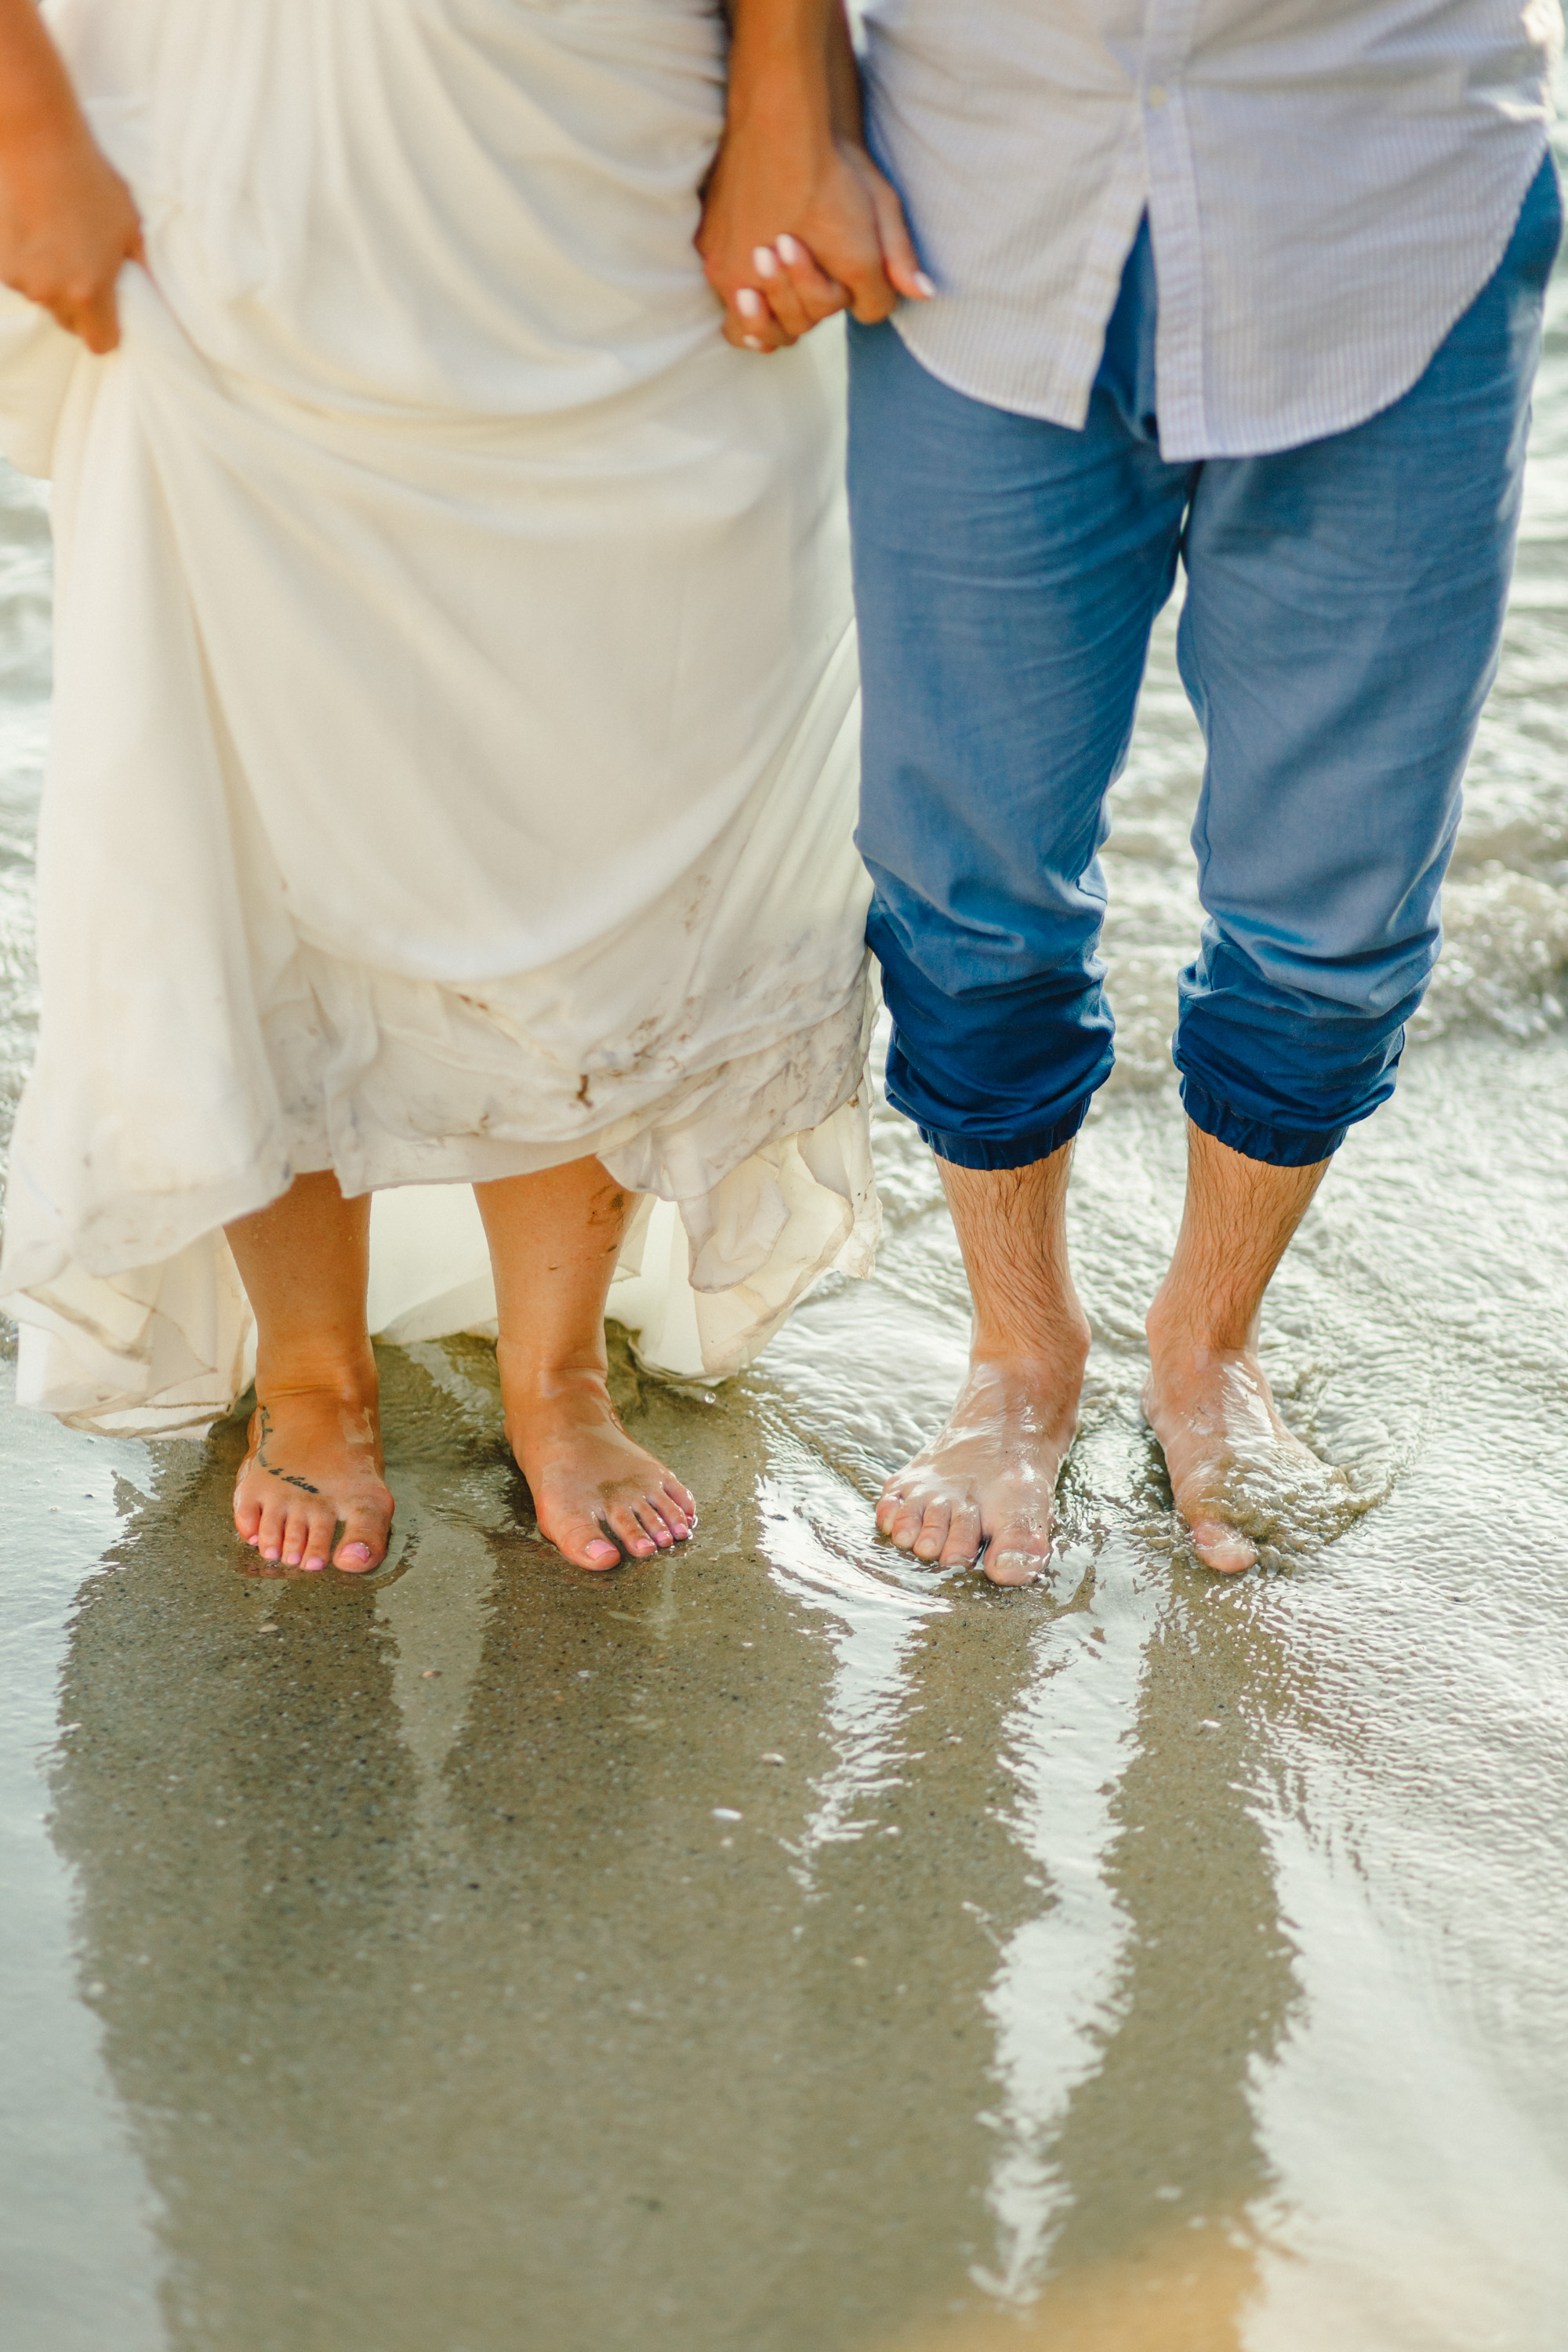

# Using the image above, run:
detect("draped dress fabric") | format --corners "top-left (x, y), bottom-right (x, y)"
top-left (0, 0), bottom-right (879, 1434)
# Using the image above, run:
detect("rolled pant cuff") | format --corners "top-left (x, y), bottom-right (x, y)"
top-left (1180, 1076), bottom-right (1348, 1169)
top-left (917, 1097), bottom-right (1091, 1172)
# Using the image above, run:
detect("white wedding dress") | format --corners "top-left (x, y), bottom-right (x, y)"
top-left (0, 0), bottom-right (878, 1435)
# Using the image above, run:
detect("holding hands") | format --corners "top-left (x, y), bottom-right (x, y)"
top-left (697, 0), bottom-right (931, 352)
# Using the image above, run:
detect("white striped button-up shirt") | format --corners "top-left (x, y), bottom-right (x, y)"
top-left (858, 0), bottom-right (1562, 460)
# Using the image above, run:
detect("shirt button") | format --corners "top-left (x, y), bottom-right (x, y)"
top-left (1145, 83), bottom-right (1168, 107)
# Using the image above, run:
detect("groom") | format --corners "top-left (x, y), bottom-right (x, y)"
top-left (700, 0), bottom-right (1562, 1578)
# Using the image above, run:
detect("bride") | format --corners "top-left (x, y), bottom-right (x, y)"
top-left (0, 0), bottom-right (916, 1575)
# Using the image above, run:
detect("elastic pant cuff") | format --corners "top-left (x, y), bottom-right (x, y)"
top-left (918, 1097), bottom-right (1091, 1172)
top-left (1180, 1076), bottom-right (1347, 1169)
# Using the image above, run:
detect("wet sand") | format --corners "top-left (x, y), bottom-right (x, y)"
top-left (7, 162), bottom-right (1568, 2352)
top-left (5, 1035), bottom-right (1568, 2352)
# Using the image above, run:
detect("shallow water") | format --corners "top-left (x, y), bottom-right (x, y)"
top-left (5, 208), bottom-right (1568, 2352)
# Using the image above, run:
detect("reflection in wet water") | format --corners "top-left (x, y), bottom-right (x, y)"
top-left (8, 147), bottom-right (1568, 2352)
top-left (17, 1046), bottom-right (1568, 2352)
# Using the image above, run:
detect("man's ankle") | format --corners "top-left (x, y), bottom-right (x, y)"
top-left (969, 1326), bottom-right (1090, 1382)
top-left (1145, 1290), bottom-right (1258, 1363)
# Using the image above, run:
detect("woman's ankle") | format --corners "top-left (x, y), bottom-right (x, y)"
top-left (495, 1352), bottom-right (622, 1454)
top-left (253, 1335), bottom-right (379, 1410)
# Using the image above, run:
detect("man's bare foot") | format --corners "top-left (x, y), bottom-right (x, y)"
top-left (500, 1351), bottom-right (695, 1572)
top-left (232, 1362), bottom-right (393, 1574)
top-left (876, 1348), bottom-right (1087, 1585)
top-left (1142, 1308), bottom-right (1340, 1575)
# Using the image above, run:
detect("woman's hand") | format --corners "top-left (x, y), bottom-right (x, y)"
top-left (0, 0), bottom-right (144, 353)
top-left (0, 127), bottom-right (144, 353)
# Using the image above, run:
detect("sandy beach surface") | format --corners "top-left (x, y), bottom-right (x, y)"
top-left (5, 173), bottom-right (1568, 2352)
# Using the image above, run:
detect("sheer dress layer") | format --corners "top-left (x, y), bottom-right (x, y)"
top-left (0, 0), bottom-right (878, 1433)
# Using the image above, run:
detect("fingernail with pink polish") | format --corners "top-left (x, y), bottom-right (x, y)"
top-left (913, 272), bottom-right (937, 298)
top-left (752, 245), bottom-right (779, 278)
top-left (776, 234), bottom-right (803, 264)
top-left (742, 336), bottom-right (764, 350)
top-left (735, 288), bottom-right (765, 320)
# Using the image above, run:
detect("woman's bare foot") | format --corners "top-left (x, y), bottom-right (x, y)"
top-left (1142, 1311), bottom-right (1333, 1575)
top-left (877, 1347), bottom-right (1087, 1585)
top-left (500, 1351), bottom-right (695, 1572)
top-left (232, 1358), bottom-right (393, 1575)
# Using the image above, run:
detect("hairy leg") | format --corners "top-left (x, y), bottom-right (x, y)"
top-left (1142, 1123), bottom-right (1330, 1573)
top-left (474, 1160), bottom-right (695, 1573)
top-left (226, 1171), bottom-right (393, 1573)
top-left (878, 1145), bottom-right (1091, 1584)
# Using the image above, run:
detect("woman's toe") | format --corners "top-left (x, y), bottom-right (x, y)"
top-left (655, 1481), bottom-right (693, 1535)
top-left (543, 1506), bottom-right (623, 1569)
top-left (633, 1501), bottom-right (674, 1550)
top-left (606, 1502), bottom-right (655, 1558)
top-left (659, 1475), bottom-right (696, 1522)
top-left (301, 1502), bottom-right (337, 1572)
top-left (644, 1491), bottom-right (692, 1544)
top-left (256, 1499), bottom-right (289, 1563)
top-left (333, 1502), bottom-right (390, 1573)
top-left (281, 1502), bottom-right (318, 1566)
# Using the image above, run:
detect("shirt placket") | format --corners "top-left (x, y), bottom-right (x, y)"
top-left (1138, 0), bottom-right (1208, 458)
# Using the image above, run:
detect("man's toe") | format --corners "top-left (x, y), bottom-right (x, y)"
top-left (1189, 1517), bottom-right (1256, 1574)
top-left (912, 1501), bottom-right (952, 1562)
top-left (938, 1503), bottom-right (983, 1570)
top-left (875, 1485), bottom-right (906, 1537)
top-left (886, 1494), bottom-right (931, 1551)
top-left (984, 1522), bottom-right (1050, 1585)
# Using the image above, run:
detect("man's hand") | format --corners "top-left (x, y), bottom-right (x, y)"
top-left (697, 0), bottom-right (931, 353)
top-left (0, 0), bottom-right (144, 353)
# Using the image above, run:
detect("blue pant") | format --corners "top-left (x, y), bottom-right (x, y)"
top-left (848, 157), bottom-right (1562, 1169)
